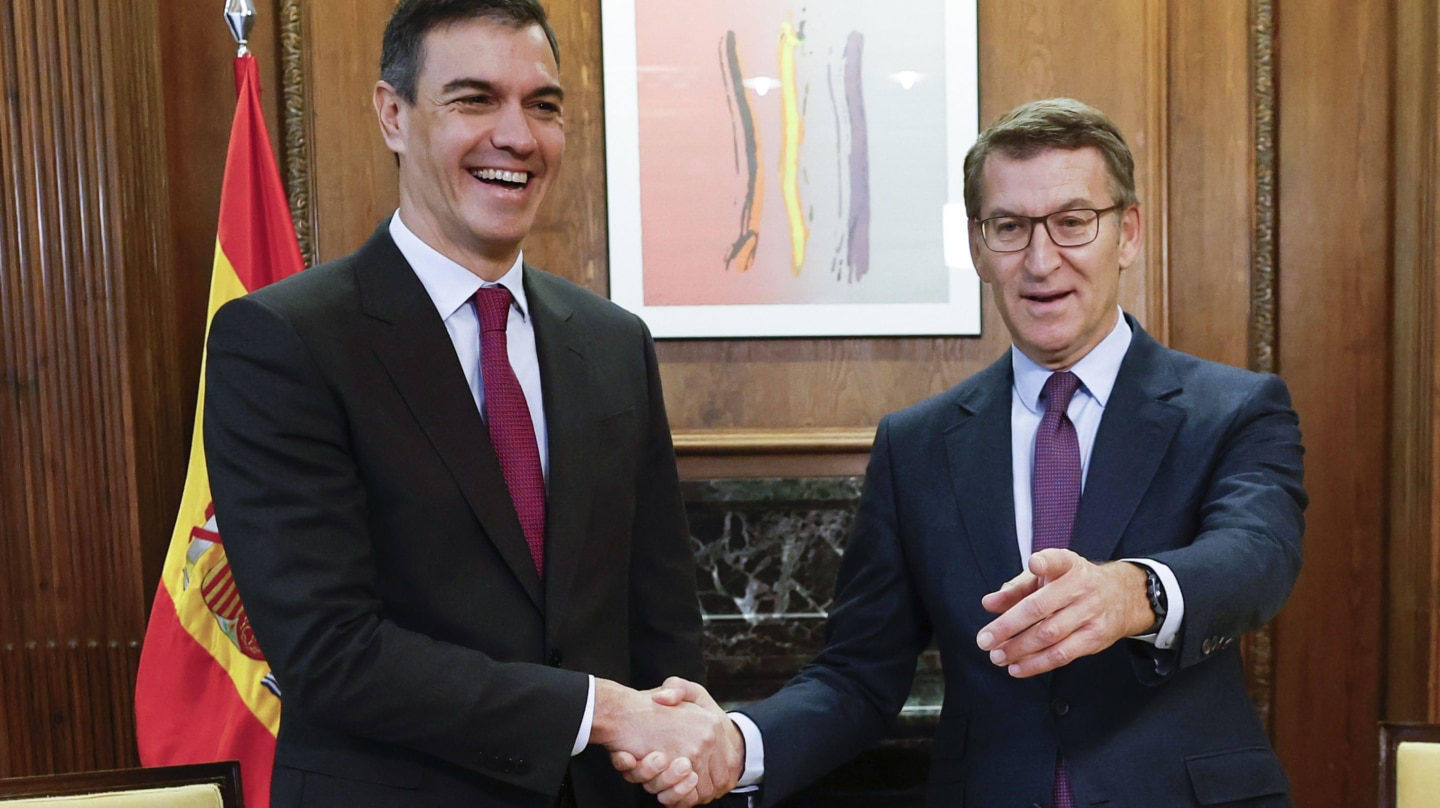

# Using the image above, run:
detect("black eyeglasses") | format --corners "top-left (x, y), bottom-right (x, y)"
top-left (975, 203), bottom-right (1125, 253)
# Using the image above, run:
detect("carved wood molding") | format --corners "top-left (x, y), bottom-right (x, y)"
top-left (280, 0), bottom-right (316, 267)
top-left (672, 428), bottom-right (875, 455)
top-left (1250, 0), bottom-right (1278, 378)
top-left (1246, 0), bottom-right (1278, 735)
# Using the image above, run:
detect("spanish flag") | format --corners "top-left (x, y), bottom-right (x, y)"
top-left (135, 53), bottom-right (304, 808)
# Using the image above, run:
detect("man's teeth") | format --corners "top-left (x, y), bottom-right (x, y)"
top-left (472, 168), bottom-right (529, 184)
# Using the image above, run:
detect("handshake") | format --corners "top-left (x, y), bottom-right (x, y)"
top-left (591, 677), bottom-right (746, 807)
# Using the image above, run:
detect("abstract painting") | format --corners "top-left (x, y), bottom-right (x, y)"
top-left (604, 0), bottom-right (979, 337)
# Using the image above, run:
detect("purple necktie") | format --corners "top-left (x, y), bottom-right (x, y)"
top-left (475, 286), bottom-right (546, 578)
top-left (1032, 370), bottom-right (1081, 807)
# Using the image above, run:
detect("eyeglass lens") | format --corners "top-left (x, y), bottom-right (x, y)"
top-left (983, 209), bottom-right (1102, 252)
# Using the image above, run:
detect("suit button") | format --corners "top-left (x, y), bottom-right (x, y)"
top-left (549, 650), bottom-right (563, 666)
top-left (1202, 637), bottom-right (1216, 655)
top-left (1050, 698), bottom-right (1070, 716)
top-left (513, 757), bottom-right (529, 775)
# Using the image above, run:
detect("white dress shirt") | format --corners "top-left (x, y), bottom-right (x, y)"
top-left (389, 213), bottom-right (596, 756)
top-left (1010, 311), bottom-right (1184, 650)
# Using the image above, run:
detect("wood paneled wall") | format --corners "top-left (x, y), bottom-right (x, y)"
top-left (1390, 0), bottom-right (1440, 723)
top-left (2, 1), bottom-right (1437, 807)
top-left (0, 0), bottom-right (181, 776)
top-left (1274, 2), bottom-right (1393, 805)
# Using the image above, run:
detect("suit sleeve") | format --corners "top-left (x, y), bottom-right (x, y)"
top-left (624, 321), bottom-right (706, 688)
top-left (736, 417), bottom-right (932, 805)
top-left (204, 295), bottom-right (588, 794)
top-left (1148, 372), bottom-right (1306, 673)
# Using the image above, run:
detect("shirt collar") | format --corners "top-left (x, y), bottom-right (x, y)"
top-left (389, 211), bottom-right (529, 321)
top-left (1012, 307), bottom-right (1133, 414)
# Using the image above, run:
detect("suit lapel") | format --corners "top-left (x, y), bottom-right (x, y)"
top-left (356, 225), bottom-right (545, 612)
top-left (946, 353), bottom-right (1025, 588)
top-left (1070, 321), bottom-right (1185, 562)
top-left (523, 269), bottom-right (593, 634)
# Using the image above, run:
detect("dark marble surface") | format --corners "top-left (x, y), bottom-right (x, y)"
top-left (684, 477), bottom-right (937, 804)
top-left (684, 477), bottom-right (942, 731)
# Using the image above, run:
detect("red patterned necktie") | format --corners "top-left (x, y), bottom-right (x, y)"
top-left (475, 285), bottom-right (546, 578)
top-left (1032, 370), bottom-right (1081, 808)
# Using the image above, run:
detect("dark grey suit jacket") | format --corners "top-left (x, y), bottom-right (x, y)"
top-left (205, 222), bottom-right (704, 807)
top-left (739, 316), bottom-right (1306, 807)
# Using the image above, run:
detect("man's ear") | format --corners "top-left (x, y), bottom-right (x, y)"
top-left (1117, 203), bottom-right (1144, 271)
top-left (373, 81), bottom-right (407, 155)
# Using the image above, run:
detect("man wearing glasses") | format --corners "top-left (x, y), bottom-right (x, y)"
top-left (628, 98), bottom-right (1307, 808)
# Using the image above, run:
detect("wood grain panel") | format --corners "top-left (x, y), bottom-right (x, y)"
top-left (1388, 0), bottom-right (1440, 724)
top-left (0, 0), bottom-right (170, 777)
top-left (0, 643), bottom-right (142, 775)
top-left (304, 0), bottom-right (397, 262)
top-left (1273, 1), bottom-right (1392, 805)
top-left (1165, 0), bottom-right (1252, 367)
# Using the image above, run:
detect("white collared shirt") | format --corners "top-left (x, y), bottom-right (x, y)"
top-left (390, 213), bottom-right (596, 754)
top-left (1008, 309), bottom-right (1183, 651)
top-left (388, 213), bottom-right (549, 480)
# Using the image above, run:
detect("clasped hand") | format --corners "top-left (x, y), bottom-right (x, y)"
top-left (592, 677), bottom-right (743, 807)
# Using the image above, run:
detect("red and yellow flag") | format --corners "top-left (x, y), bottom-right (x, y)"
top-left (135, 53), bottom-right (304, 808)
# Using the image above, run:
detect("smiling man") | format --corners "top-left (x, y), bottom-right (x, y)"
top-left (202, 2), bottom-right (738, 807)
top-left (629, 98), bottom-right (1308, 808)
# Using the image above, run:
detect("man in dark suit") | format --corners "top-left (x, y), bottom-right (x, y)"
top-left (629, 98), bottom-right (1307, 807)
top-left (204, 1), bottom-right (738, 806)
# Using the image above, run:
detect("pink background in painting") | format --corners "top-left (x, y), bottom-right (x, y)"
top-left (633, 0), bottom-right (950, 307)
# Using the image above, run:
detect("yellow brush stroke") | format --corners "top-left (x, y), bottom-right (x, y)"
top-left (158, 242), bottom-right (280, 734)
top-left (778, 21), bottom-right (808, 275)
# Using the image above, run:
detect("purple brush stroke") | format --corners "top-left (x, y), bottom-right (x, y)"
top-left (844, 31), bottom-right (870, 283)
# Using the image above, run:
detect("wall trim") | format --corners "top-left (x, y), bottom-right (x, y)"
top-left (672, 428), bottom-right (875, 455)
top-left (1246, 0), bottom-right (1278, 735)
top-left (280, 0), bottom-right (316, 267)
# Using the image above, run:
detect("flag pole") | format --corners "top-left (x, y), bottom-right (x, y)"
top-left (224, 0), bottom-right (256, 58)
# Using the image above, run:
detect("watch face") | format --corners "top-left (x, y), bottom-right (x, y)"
top-left (1145, 567), bottom-right (1167, 628)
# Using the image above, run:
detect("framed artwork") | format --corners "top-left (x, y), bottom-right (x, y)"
top-left (602, 0), bottom-right (980, 338)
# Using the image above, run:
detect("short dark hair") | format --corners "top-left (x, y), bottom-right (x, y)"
top-left (963, 97), bottom-right (1138, 218)
top-left (380, 0), bottom-right (560, 104)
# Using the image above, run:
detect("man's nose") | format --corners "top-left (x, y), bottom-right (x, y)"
top-left (491, 103), bottom-right (537, 153)
top-left (1024, 222), bottom-right (1063, 276)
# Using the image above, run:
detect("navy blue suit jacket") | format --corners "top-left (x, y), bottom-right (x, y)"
top-left (740, 316), bottom-right (1306, 807)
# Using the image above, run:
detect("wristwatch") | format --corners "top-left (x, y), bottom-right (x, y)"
top-left (1139, 565), bottom-right (1168, 634)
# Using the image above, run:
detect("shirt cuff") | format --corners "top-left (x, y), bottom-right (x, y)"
top-left (573, 675), bottom-right (595, 756)
top-left (1121, 558), bottom-right (1184, 649)
top-left (728, 711), bottom-right (765, 787)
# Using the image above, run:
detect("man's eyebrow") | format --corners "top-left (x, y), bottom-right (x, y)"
top-left (438, 77), bottom-right (565, 102)
top-left (984, 198), bottom-right (1096, 217)
top-left (440, 78), bottom-right (497, 96)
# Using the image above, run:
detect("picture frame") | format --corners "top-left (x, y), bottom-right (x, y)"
top-left (601, 0), bottom-right (981, 338)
